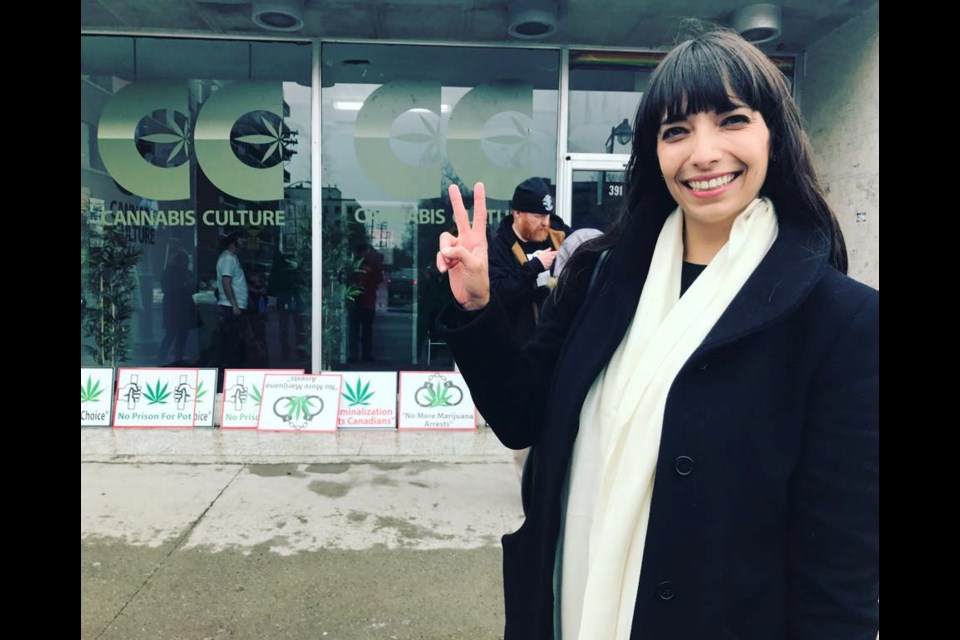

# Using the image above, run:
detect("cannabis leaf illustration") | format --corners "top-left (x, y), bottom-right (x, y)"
top-left (139, 110), bottom-right (190, 166)
top-left (394, 112), bottom-right (443, 165)
top-left (195, 380), bottom-right (206, 402)
top-left (485, 114), bottom-right (536, 167)
top-left (235, 113), bottom-right (285, 165)
top-left (144, 380), bottom-right (171, 405)
top-left (80, 376), bottom-right (103, 403)
top-left (426, 382), bottom-right (452, 407)
top-left (280, 396), bottom-right (320, 423)
top-left (249, 384), bottom-right (262, 406)
top-left (342, 378), bottom-right (374, 406)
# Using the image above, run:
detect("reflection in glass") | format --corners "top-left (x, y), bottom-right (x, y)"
top-left (80, 36), bottom-right (312, 378)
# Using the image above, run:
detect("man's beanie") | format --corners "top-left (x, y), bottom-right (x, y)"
top-left (511, 177), bottom-right (555, 215)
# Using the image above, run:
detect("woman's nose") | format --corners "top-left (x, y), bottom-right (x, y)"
top-left (690, 130), bottom-right (723, 167)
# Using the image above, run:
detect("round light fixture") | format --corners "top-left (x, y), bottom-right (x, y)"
top-left (731, 3), bottom-right (782, 44)
top-left (507, 0), bottom-right (558, 40)
top-left (252, 0), bottom-right (304, 32)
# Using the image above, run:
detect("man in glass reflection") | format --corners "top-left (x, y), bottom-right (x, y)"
top-left (349, 243), bottom-right (384, 362)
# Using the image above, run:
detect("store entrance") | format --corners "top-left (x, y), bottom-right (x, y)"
top-left (558, 153), bottom-right (629, 232)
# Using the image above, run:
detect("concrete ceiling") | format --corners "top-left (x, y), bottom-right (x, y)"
top-left (82, 0), bottom-right (877, 54)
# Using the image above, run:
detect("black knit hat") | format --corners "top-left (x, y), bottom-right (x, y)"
top-left (511, 177), bottom-right (555, 215)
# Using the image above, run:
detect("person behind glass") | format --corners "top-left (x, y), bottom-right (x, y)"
top-left (244, 265), bottom-right (270, 367)
top-left (435, 28), bottom-right (878, 640)
top-left (158, 248), bottom-right (198, 364)
top-left (269, 251), bottom-right (307, 362)
top-left (349, 243), bottom-right (383, 362)
top-left (215, 229), bottom-right (249, 370)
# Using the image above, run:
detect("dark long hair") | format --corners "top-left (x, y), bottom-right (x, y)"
top-left (584, 28), bottom-right (847, 273)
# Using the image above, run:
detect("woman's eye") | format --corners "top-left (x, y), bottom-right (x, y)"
top-left (722, 114), bottom-right (751, 127)
top-left (660, 126), bottom-right (686, 141)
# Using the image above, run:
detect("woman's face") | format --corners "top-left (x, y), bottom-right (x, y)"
top-left (656, 101), bottom-right (770, 234)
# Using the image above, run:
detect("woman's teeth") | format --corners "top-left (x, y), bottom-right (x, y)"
top-left (687, 174), bottom-right (736, 191)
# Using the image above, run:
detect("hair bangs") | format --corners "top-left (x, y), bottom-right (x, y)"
top-left (641, 37), bottom-right (778, 132)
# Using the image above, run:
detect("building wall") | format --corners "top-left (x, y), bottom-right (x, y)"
top-left (800, 3), bottom-right (879, 289)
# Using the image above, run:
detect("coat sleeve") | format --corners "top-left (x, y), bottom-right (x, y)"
top-left (435, 253), bottom-right (597, 450)
top-left (787, 290), bottom-right (879, 639)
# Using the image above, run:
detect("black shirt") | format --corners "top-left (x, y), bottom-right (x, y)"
top-left (681, 261), bottom-right (707, 296)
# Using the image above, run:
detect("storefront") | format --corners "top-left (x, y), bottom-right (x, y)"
top-left (81, 34), bottom-right (793, 381)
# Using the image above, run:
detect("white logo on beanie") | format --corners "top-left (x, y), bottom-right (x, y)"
top-left (543, 194), bottom-right (554, 212)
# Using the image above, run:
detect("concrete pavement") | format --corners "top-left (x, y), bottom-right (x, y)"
top-left (81, 428), bottom-right (524, 639)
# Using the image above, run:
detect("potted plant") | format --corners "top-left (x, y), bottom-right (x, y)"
top-left (81, 220), bottom-right (143, 367)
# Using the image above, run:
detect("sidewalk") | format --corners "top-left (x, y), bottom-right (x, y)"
top-left (81, 428), bottom-right (523, 639)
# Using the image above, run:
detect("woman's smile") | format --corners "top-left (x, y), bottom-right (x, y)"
top-left (683, 171), bottom-right (743, 196)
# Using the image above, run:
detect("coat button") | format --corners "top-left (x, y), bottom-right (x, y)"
top-left (657, 581), bottom-right (676, 600)
top-left (674, 455), bottom-right (694, 476)
top-left (697, 360), bottom-right (708, 371)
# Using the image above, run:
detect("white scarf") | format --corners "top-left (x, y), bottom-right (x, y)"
top-left (559, 198), bottom-right (778, 639)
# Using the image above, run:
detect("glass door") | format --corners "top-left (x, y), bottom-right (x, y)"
top-left (558, 153), bottom-right (629, 232)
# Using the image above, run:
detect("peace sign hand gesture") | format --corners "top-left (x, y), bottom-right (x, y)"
top-left (437, 182), bottom-right (490, 310)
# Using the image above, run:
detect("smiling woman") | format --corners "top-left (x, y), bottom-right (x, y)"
top-left (434, 27), bottom-right (878, 640)
top-left (656, 105), bottom-right (771, 263)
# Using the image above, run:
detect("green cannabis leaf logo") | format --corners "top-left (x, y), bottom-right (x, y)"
top-left (249, 384), bottom-right (262, 406)
top-left (277, 396), bottom-right (321, 423)
top-left (342, 378), bottom-right (374, 406)
top-left (414, 375), bottom-right (464, 408)
top-left (80, 376), bottom-right (104, 403)
top-left (424, 382), bottom-right (452, 407)
top-left (144, 380), bottom-right (171, 405)
top-left (195, 380), bottom-right (207, 402)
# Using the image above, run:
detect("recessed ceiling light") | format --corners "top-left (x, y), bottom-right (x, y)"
top-left (252, 0), bottom-right (304, 32)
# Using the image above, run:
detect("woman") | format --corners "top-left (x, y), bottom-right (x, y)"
top-left (435, 29), bottom-right (878, 640)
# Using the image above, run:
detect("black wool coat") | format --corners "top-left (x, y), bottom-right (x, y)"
top-left (488, 213), bottom-right (571, 342)
top-left (437, 195), bottom-right (879, 640)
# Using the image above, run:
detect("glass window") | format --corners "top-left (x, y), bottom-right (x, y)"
top-left (567, 50), bottom-right (660, 155)
top-left (320, 42), bottom-right (560, 370)
top-left (80, 36), bottom-right (312, 382)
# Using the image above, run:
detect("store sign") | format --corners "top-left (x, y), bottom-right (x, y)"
top-left (220, 369), bottom-right (304, 429)
top-left (81, 368), bottom-right (114, 427)
top-left (97, 81), bottom-right (284, 202)
top-left (97, 79), bottom-right (539, 206)
top-left (355, 80), bottom-right (534, 202)
top-left (397, 371), bottom-right (476, 430)
top-left (336, 372), bottom-right (398, 429)
top-left (113, 368), bottom-right (200, 428)
top-left (258, 374), bottom-right (342, 432)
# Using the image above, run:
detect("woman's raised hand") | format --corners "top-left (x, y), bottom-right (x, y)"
top-left (437, 182), bottom-right (490, 310)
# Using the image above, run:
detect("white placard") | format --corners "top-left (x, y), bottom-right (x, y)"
top-left (193, 369), bottom-right (218, 427)
top-left (336, 371), bottom-right (398, 429)
top-left (113, 368), bottom-right (199, 429)
top-left (257, 374), bottom-right (343, 432)
top-left (398, 371), bottom-right (477, 430)
top-left (81, 368), bottom-right (114, 426)
top-left (220, 368), bottom-right (304, 429)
